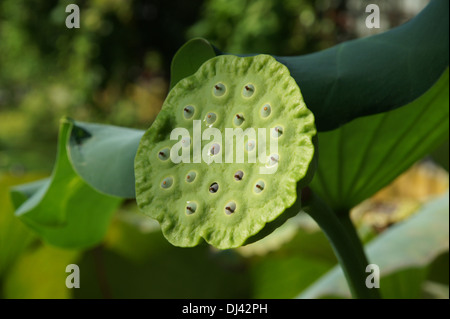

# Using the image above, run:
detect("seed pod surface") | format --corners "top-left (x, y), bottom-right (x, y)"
top-left (135, 54), bottom-right (316, 249)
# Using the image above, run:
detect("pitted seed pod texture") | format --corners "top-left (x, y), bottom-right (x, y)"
top-left (135, 54), bottom-right (316, 249)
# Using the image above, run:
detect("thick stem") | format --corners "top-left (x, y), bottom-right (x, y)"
top-left (338, 212), bottom-right (373, 269)
top-left (303, 192), bottom-right (381, 299)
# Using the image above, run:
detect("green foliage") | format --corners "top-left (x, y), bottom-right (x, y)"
top-left (245, 0), bottom-right (448, 131)
top-left (68, 121), bottom-right (144, 198)
top-left (73, 218), bottom-right (251, 298)
top-left (188, 0), bottom-right (337, 55)
top-left (0, 174), bottom-right (39, 277)
top-left (0, 0), bottom-right (200, 171)
top-left (248, 220), bottom-right (337, 298)
top-left (298, 193), bottom-right (449, 299)
top-left (11, 119), bottom-right (122, 249)
top-left (3, 245), bottom-right (80, 299)
top-left (194, 1), bottom-right (449, 131)
top-left (0, 0), bottom-right (448, 300)
top-left (311, 69), bottom-right (449, 212)
top-left (170, 38), bottom-right (217, 89)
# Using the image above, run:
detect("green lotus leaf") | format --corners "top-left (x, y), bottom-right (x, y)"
top-left (10, 118), bottom-right (122, 249)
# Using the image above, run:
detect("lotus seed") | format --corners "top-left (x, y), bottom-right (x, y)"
top-left (185, 202), bottom-right (197, 215)
top-left (254, 181), bottom-right (265, 193)
top-left (267, 154), bottom-right (279, 167)
top-left (234, 113), bottom-right (245, 126)
top-left (213, 83), bottom-right (226, 96)
top-left (186, 171), bottom-right (196, 183)
top-left (272, 126), bottom-right (283, 138)
top-left (209, 182), bottom-right (219, 193)
top-left (205, 112), bottom-right (217, 125)
top-left (245, 140), bottom-right (256, 152)
top-left (158, 148), bottom-right (170, 161)
top-left (161, 177), bottom-right (173, 189)
top-left (242, 84), bottom-right (255, 97)
top-left (181, 137), bottom-right (191, 148)
top-left (209, 143), bottom-right (221, 156)
top-left (261, 104), bottom-right (271, 117)
top-left (234, 170), bottom-right (244, 181)
top-left (225, 201), bottom-right (236, 215)
top-left (183, 106), bottom-right (194, 119)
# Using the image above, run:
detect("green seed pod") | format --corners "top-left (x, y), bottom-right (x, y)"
top-left (135, 54), bottom-right (316, 249)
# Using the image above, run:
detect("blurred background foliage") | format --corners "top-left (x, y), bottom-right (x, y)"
top-left (0, 0), bottom-right (430, 172)
top-left (0, 0), bottom-right (448, 299)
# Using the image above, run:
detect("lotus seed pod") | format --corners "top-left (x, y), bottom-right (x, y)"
top-left (135, 54), bottom-right (317, 249)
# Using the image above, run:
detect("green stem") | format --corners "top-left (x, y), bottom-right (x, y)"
top-left (303, 192), bottom-right (381, 299)
top-left (338, 213), bottom-right (372, 270)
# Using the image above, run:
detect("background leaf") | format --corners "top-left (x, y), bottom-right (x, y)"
top-left (67, 121), bottom-right (144, 198)
top-left (246, 216), bottom-right (337, 298)
top-left (3, 244), bottom-right (80, 299)
top-left (0, 173), bottom-right (41, 278)
top-left (67, 37), bottom-right (216, 198)
top-left (10, 118), bottom-right (122, 249)
top-left (211, 0), bottom-right (448, 131)
top-left (276, 0), bottom-right (449, 131)
top-left (297, 192), bottom-right (449, 299)
top-left (431, 139), bottom-right (449, 172)
top-left (169, 37), bottom-right (217, 90)
top-left (73, 216), bottom-right (251, 298)
top-left (310, 69), bottom-right (449, 212)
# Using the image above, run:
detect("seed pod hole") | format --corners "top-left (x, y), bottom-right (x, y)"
top-left (234, 113), bottom-right (245, 126)
top-left (245, 140), bottom-right (256, 152)
top-left (161, 177), bottom-right (173, 189)
top-left (209, 143), bottom-right (221, 156)
top-left (242, 84), bottom-right (255, 97)
top-left (272, 126), bottom-right (283, 138)
top-left (234, 170), bottom-right (244, 181)
top-left (185, 202), bottom-right (197, 215)
top-left (205, 112), bottom-right (217, 125)
top-left (158, 148), bottom-right (170, 161)
top-left (213, 83), bottom-right (226, 97)
top-left (254, 181), bottom-right (265, 193)
top-left (261, 104), bottom-right (271, 118)
top-left (224, 201), bottom-right (236, 215)
top-left (209, 182), bottom-right (219, 193)
top-left (186, 171), bottom-right (197, 183)
top-left (183, 106), bottom-right (194, 119)
top-left (181, 137), bottom-right (191, 148)
top-left (267, 154), bottom-right (279, 167)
